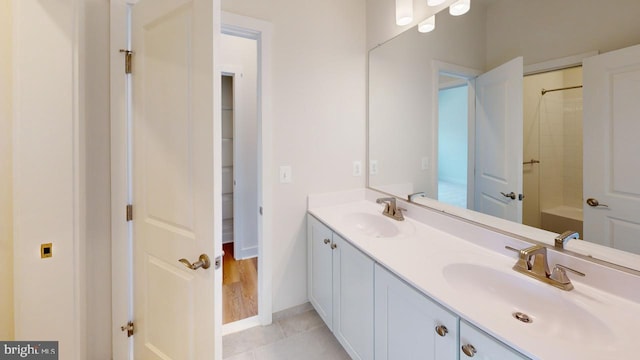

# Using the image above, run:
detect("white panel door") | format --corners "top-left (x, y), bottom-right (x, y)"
top-left (474, 57), bottom-right (524, 222)
top-left (132, 0), bottom-right (218, 358)
top-left (583, 44), bottom-right (640, 254)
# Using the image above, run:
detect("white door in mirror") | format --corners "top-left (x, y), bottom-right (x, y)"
top-left (583, 44), bottom-right (640, 255)
top-left (474, 57), bottom-right (524, 223)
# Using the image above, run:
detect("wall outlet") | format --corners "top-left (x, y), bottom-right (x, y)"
top-left (279, 165), bottom-right (292, 183)
top-left (369, 160), bottom-right (378, 175)
top-left (421, 156), bottom-right (430, 170)
top-left (352, 161), bottom-right (362, 177)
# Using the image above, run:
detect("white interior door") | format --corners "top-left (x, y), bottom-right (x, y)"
top-left (583, 45), bottom-right (640, 254)
top-left (474, 57), bottom-right (524, 222)
top-left (132, 0), bottom-right (219, 358)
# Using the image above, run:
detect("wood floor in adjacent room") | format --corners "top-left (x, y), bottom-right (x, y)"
top-left (223, 242), bottom-right (258, 324)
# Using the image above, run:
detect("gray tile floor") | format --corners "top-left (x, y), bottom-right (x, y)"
top-left (223, 309), bottom-right (350, 360)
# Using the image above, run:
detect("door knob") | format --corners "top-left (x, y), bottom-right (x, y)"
top-left (500, 191), bottom-right (516, 200)
top-left (178, 254), bottom-right (211, 270)
top-left (586, 198), bottom-right (608, 208)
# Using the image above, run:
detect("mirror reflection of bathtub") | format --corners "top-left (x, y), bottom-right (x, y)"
top-left (541, 206), bottom-right (583, 238)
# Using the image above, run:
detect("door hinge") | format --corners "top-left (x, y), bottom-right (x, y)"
top-left (119, 49), bottom-right (133, 74)
top-left (121, 321), bottom-right (134, 337)
top-left (126, 204), bottom-right (133, 222)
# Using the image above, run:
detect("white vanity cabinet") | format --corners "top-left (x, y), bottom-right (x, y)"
top-left (459, 321), bottom-right (529, 360)
top-left (307, 215), bottom-right (374, 360)
top-left (374, 264), bottom-right (458, 360)
top-left (308, 212), bottom-right (530, 360)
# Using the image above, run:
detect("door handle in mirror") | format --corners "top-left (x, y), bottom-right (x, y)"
top-left (500, 191), bottom-right (516, 200)
top-left (178, 254), bottom-right (211, 270)
top-left (586, 198), bottom-right (608, 208)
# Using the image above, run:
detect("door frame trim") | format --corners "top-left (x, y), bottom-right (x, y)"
top-left (110, 1), bottom-right (134, 359)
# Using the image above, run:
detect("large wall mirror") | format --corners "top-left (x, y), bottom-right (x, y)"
top-left (368, 0), bottom-right (640, 270)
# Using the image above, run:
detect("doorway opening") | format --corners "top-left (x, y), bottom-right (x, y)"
top-left (437, 79), bottom-right (469, 208)
top-left (221, 73), bottom-right (259, 325)
top-left (433, 62), bottom-right (480, 210)
top-left (220, 32), bottom-right (260, 328)
top-left (522, 66), bottom-right (584, 236)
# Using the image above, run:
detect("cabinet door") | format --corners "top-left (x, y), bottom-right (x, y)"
top-left (375, 264), bottom-right (458, 360)
top-left (333, 234), bottom-right (374, 360)
top-left (307, 215), bottom-right (334, 329)
top-left (460, 321), bottom-right (529, 360)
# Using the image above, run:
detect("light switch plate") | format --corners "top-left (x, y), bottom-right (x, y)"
top-left (352, 161), bottom-right (362, 177)
top-left (421, 156), bottom-right (430, 170)
top-left (279, 165), bottom-right (292, 183)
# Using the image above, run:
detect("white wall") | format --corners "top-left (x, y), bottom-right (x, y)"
top-left (486, 0), bottom-right (640, 68)
top-left (221, 0), bottom-right (367, 312)
top-left (13, 0), bottom-right (82, 357)
top-left (0, 0), bottom-right (15, 341)
top-left (12, 0), bottom-right (111, 358)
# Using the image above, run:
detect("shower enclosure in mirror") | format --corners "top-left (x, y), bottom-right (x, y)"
top-left (368, 0), bottom-right (640, 269)
top-left (523, 67), bottom-right (584, 237)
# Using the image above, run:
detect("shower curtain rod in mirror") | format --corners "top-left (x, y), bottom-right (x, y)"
top-left (541, 85), bottom-right (583, 96)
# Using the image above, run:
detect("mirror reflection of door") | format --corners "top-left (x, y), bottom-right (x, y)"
top-left (583, 44), bottom-right (640, 255)
top-left (474, 57), bottom-right (524, 223)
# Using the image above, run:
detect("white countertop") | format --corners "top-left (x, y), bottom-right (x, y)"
top-left (308, 192), bottom-right (640, 360)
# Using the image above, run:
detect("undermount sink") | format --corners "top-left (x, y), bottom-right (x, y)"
top-left (442, 263), bottom-right (614, 343)
top-left (340, 212), bottom-right (413, 238)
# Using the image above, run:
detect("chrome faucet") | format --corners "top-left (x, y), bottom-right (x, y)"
top-left (376, 197), bottom-right (405, 221)
top-left (506, 245), bottom-right (585, 291)
top-left (407, 192), bottom-right (427, 202)
top-left (554, 230), bottom-right (580, 249)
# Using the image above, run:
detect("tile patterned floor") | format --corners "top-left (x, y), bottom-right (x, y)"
top-left (223, 309), bottom-right (350, 360)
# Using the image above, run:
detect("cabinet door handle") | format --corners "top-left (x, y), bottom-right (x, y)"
top-left (435, 325), bottom-right (448, 337)
top-left (461, 344), bottom-right (477, 357)
top-left (331, 243), bottom-right (337, 249)
top-left (324, 239), bottom-right (331, 245)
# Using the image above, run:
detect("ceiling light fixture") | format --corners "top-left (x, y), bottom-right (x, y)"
top-left (418, 15), bottom-right (436, 33)
top-left (427, 0), bottom-right (447, 6)
top-left (395, 0), bottom-right (414, 26)
top-left (449, 0), bottom-right (471, 16)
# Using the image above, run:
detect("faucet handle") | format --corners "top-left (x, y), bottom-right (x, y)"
top-left (550, 264), bottom-right (586, 284)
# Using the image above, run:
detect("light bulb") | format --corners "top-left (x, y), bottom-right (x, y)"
top-left (418, 15), bottom-right (436, 33)
top-left (396, 0), bottom-right (413, 26)
top-left (427, 0), bottom-right (447, 6)
top-left (449, 0), bottom-right (471, 16)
